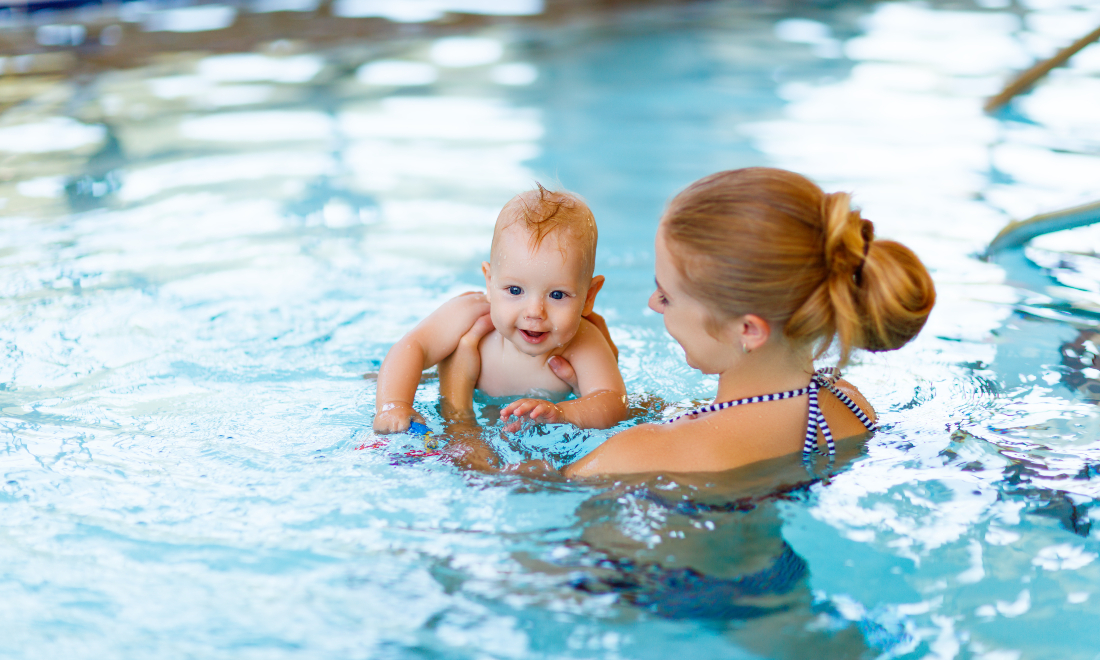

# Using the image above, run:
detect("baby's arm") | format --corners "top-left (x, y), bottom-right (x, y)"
top-left (373, 292), bottom-right (489, 433)
top-left (501, 319), bottom-right (627, 430)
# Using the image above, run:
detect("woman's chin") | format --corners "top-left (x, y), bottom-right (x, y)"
top-left (682, 352), bottom-right (713, 374)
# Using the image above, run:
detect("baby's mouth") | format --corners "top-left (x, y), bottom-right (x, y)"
top-left (519, 329), bottom-right (548, 343)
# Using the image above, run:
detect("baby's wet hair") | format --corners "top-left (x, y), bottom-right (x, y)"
top-left (662, 167), bottom-right (935, 366)
top-left (493, 183), bottom-right (598, 278)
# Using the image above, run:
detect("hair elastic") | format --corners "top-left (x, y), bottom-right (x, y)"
top-left (853, 218), bottom-right (875, 286)
top-left (854, 239), bottom-right (871, 286)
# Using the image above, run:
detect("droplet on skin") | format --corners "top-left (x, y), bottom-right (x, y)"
top-left (381, 403), bottom-right (396, 411)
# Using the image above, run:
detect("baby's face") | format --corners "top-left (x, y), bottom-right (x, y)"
top-left (482, 225), bottom-right (594, 358)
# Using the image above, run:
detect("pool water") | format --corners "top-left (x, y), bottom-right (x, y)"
top-left (4, 0), bottom-right (1100, 657)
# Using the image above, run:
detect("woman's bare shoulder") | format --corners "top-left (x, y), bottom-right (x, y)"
top-left (832, 378), bottom-right (876, 422)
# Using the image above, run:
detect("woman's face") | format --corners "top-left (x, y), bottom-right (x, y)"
top-left (648, 229), bottom-right (737, 374)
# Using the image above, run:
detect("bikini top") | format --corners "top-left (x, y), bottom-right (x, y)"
top-left (663, 368), bottom-right (876, 459)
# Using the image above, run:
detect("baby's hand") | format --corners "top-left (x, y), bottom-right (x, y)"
top-left (373, 402), bottom-right (425, 434)
top-left (500, 398), bottom-right (566, 432)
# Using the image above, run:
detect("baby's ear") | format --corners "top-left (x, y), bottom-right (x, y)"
top-left (481, 261), bottom-right (492, 292)
top-left (582, 275), bottom-right (605, 316)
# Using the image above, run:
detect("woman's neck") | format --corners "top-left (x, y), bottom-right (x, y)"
top-left (714, 341), bottom-right (815, 403)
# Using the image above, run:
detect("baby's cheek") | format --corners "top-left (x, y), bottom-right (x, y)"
top-left (555, 315), bottom-right (582, 341)
top-left (487, 298), bottom-right (510, 323)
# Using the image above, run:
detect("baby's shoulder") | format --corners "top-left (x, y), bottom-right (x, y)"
top-left (561, 317), bottom-right (612, 356)
top-left (476, 328), bottom-right (505, 359)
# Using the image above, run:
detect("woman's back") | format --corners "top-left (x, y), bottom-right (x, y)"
top-left (564, 377), bottom-right (875, 477)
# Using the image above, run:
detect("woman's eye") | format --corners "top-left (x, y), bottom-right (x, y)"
top-left (549, 291), bottom-right (565, 300)
top-left (508, 286), bottom-right (522, 295)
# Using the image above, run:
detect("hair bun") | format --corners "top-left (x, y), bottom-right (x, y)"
top-left (821, 193), bottom-right (872, 282)
top-left (855, 240), bottom-right (936, 353)
top-left (811, 191), bottom-right (932, 363)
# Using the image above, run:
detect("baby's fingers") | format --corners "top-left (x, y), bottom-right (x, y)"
top-left (528, 402), bottom-right (564, 423)
top-left (501, 398), bottom-right (537, 420)
top-left (372, 407), bottom-right (425, 434)
top-left (373, 414), bottom-right (409, 434)
top-left (527, 402), bottom-right (554, 420)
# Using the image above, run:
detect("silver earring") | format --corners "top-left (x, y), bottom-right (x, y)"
top-left (742, 343), bottom-right (750, 354)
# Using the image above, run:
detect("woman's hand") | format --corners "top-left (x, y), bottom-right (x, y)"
top-left (500, 398), bottom-right (566, 431)
top-left (583, 311), bottom-right (618, 361)
top-left (547, 311), bottom-right (617, 391)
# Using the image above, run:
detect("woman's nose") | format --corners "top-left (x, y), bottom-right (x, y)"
top-left (647, 290), bottom-right (663, 314)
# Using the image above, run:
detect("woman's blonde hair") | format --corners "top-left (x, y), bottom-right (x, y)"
top-left (661, 167), bottom-right (935, 365)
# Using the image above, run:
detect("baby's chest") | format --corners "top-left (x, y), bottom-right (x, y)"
top-left (476, 339), bottom-right (572, 398)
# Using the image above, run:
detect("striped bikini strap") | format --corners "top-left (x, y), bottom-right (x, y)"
top-left (662, 368), bottom-right (873, 461)
top-left (662, 383), bottom-right (812, 425)
top-left (820, 379), bottom-right (876, 432)
top-left (802, 375), bottom-right (831, 459)
top-left (803, 368), bottom-right (877, 460)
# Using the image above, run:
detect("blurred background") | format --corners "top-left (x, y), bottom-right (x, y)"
top-left (4, 0), bottom-right (1100, 658)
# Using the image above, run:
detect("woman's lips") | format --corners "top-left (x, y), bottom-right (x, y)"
top-left (520, 329), bottom-right (548, 343)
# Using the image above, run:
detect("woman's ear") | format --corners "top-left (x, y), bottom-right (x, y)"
top-left (481, 261), bottom-right (492, 294)
top-left (740, 314), bottom-right (771, 352)
top-left (582, 275), bottom-right (605, 316)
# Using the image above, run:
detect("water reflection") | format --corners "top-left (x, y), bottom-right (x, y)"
top-left (3, 0), bottom-right (1100, 658)
top-left (0, 118), bottom-right (105, 153)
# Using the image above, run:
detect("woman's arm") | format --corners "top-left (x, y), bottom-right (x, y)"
top-left (432, 310), bottom-right (504, 471)
top-left (437, 312), bottom-right (495, 420)
top-left (561, 422), bottom-right (668, 478)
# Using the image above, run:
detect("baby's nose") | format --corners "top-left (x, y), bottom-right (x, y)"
top-left (524, 299), bottom-right (544, 318)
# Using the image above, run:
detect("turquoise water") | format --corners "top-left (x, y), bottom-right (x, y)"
top-left (4, 0), bottom-right (1100, 657)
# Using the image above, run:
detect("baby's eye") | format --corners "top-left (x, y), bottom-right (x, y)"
top-left (508, 286), bottom-right (523, 296)
top-left (549, 291), bottom-right (566, 300)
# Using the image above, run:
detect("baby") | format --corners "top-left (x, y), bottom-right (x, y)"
top-left (372, 185), bottom-right (628, 434)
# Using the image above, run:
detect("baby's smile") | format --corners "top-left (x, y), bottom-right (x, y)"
top-left (519, 329), bottom-right (548, 343)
